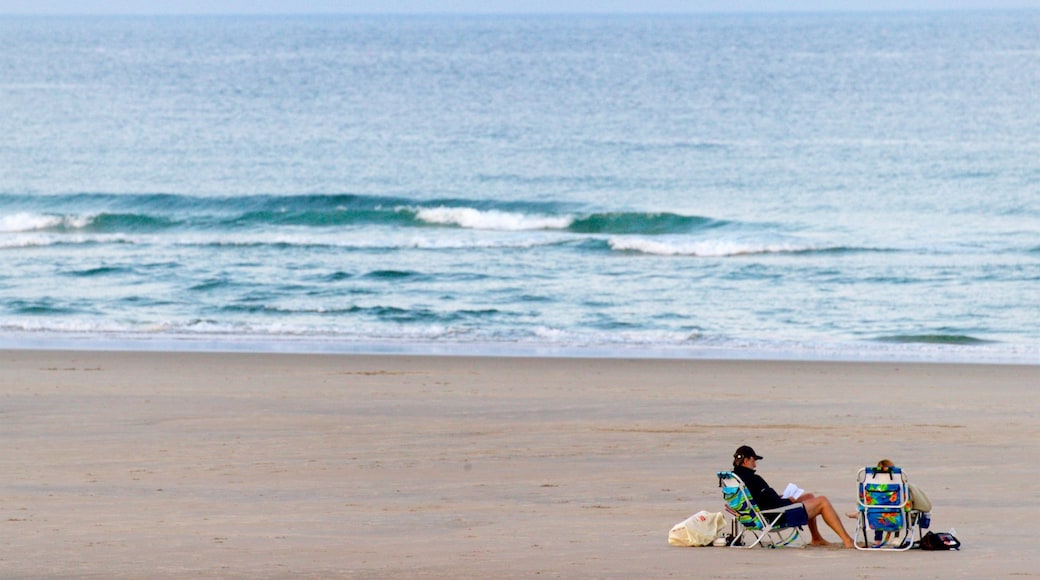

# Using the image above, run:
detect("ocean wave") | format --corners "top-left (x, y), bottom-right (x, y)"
top-left (0, 230), bottom-right (577, 251)
top-left (414, 206), bottom-right (572, 231)
top-left (606, 237), bottom-right (822, 257)
top-left (570, 212), bottom-right (723, 234)
top-left (413, 206), bottom-right (724, 234)
top-left (216, 303), bottom-right (504, 324)
top-left (226, 208), bottom-right (416, 228)
top-left (0, 210), bottom-right (177, 233)
top-left (0, 233), bottom-right (131, 249)
top-left (0, 226), bottom-right (874, 259)
top-left (317, 271), bottom-right (355, 282)
top-left (193, 233), bottom-right (579, 251)
top-left (1, 193), bottom-right (728, 236)
top-left (0, 317), bottom-right (1033, 364)
top-left (0, 212), bottom-right (92, 232)
top-left (362, 269), bottom-right (425, 280)
top-left (875, 334), bottom-right (996, 345)
top-left (7, 299), bottom-right (83, 315)
top-left (189, 278), bottom-right (239, 292)
top-left (67, 266), bottom-right (131, 277)
top-left (85, 213), bottom-right (178, 232)
top-left (605, 236), bottom-right (893, 257)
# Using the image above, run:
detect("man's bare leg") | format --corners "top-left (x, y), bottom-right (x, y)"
top-left (796, 493), bottom-right (826, 543)
top-left (802, 495), bottom-right (855, 548)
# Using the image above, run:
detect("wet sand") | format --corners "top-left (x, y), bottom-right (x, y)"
top-left (1, 350), bottom-right (1036, 578)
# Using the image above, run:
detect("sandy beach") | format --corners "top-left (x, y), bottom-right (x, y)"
top-left (0, 350), bottom-right (1036, 578)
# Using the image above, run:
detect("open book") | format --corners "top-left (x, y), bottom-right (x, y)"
top-left (781, 482), bottom-right (804, 500)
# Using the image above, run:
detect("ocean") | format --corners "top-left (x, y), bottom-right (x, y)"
top-left (0, 12), bottom-right (1037, 362)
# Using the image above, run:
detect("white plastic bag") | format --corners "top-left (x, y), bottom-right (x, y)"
top-left (668, 510), bottom-right (726, 547)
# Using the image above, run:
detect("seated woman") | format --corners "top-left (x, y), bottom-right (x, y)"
top-left (865, 459), bottom-right (932, 547)
top-left (874, 459), bottom-right (931, 516)
top-left (731, 445), bottom-right (855, 548)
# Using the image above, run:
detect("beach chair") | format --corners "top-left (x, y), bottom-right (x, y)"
top-left (717, 471), bottom-right (807, 548)
top-left (854, 466), bottom-right (923, 551)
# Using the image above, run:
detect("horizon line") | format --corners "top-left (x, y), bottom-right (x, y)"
top-left (2, 7), bottom-right (1037, 16)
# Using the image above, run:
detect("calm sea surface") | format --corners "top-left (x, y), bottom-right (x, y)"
top-left (0, 12), bottom-right (1037, 361)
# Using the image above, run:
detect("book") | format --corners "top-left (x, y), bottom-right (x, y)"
top-left (781, 482), bottom-right (804, 500)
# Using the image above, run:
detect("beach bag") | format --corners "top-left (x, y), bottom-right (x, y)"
top-left (668, 511), bottom-right (726, 547)
top-left (919, 531), bottom-right (961, 551)
top-left (907, 482), bottom-right (932, 512)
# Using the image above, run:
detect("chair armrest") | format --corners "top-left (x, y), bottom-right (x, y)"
top-left (760, 502), bottom-right (804, 515)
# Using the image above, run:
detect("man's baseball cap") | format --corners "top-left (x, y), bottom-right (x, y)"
top-left (734, 445), bottom-right (763, 461)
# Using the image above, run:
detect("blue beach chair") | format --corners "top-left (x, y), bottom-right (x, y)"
top-left (717, 471), bottom-right (807, 548)
top-left (854, 466), bottom-right (923, 551)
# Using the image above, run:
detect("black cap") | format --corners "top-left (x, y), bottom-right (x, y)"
top-left (734, 445), bottom-right (763, 461)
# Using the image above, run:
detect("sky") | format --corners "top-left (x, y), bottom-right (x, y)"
top-left (2, 0), bottom-right (1040, 14)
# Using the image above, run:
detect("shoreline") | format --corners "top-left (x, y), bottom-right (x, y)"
top-left (1, 334), bottom-right (1036, 366)
top-left (1, 350), bottom-right (1037, 577)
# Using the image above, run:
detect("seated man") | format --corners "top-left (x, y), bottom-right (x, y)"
top-left (732, 445), bottom-right (855, 548)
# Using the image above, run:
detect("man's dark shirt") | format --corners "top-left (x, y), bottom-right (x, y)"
top-left (733, 465), bottom-right (787, 510)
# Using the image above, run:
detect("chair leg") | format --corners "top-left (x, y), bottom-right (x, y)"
top-left (854, 512), bottom-right (869, 551)
top-left (855, 512), bottom-right (918, 551)
top-left (770, 527), bottom-right (800, 548)
top-left (744, 529), bottom-right (768, 549)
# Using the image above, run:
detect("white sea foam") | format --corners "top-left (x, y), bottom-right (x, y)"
top-left (415, 207), bottom-right (573, 231)
top-left (0, 212), bottom-right (93, 233)
top-left (0, 212), bottom-right (62, 232)
top-left (0, 227), bottom-right (564, 251)
top-left (3, 320), bottom-right (1031, 364)
top-left (0, 232), bottom-right (130, 248)
top-left (0, 234), bottom-right (54, 249)
top-left (65, 214), bottom-right (95, 229)
top-left (607, 237), bottom-right (812, 257)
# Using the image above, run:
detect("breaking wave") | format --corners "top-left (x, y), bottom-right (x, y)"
top-left (0, 193), bottom-right (726, 236)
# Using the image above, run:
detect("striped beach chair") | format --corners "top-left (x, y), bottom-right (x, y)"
top-left (854, 466), bottom-right (923, 551)
top-left (717, 471), bottom-right (806, 548)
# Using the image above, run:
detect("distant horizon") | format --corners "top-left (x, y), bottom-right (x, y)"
top-left (7, 11), bottom-right (1040, 17)
top-left (3, 0), bottom-right (1040, 15)
top-left (5, 10), bottom-right (1040, 16)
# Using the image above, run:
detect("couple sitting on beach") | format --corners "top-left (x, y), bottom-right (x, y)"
top-left (732, 445), bottom-right (856, 548)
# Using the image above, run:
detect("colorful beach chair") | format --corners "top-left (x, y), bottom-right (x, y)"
top-left (854, 466), bottom-right (923, 551)
top-left (717, 471), bottom-right (807, 548)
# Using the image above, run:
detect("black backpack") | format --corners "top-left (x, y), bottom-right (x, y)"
top-left (919, 531), bottom-right (961, 550)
